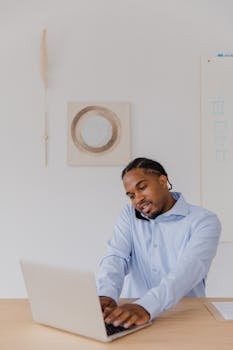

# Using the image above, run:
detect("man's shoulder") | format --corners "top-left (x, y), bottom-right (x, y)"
top-left (116, 204), bottom-right (134, 222)
top-left (178, 193), bottom-right (218, 219)
top-left (120, 203), bottom-right (134, 215)
top-left (187, 203), bottom-right (221, 229)
top-left (188, 203), bottom-right (217, 217)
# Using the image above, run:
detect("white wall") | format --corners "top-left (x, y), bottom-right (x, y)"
top-left (0, 0), bottom-right (233, 297)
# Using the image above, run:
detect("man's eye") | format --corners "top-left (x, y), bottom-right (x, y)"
top-left (139, 185), bottom-right (146, 190)
top-left (128, 194), bottom-right (134, 200)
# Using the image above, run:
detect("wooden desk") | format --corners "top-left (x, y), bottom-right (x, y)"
top-left (1, 298), bottom-right (233, 350)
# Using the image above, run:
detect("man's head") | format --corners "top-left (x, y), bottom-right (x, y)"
top-left (121, 157), bottom-right (175, 219)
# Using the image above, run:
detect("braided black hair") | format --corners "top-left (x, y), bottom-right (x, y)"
top-left (121, 157), bottom-right (172, 190)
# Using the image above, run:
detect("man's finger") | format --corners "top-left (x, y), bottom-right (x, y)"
top-left (123, 314), bottom-right (138, 328)
top-left (104, 307), bottom-right (123, 324)
top-left (103, 306), bottom-right (115, 318)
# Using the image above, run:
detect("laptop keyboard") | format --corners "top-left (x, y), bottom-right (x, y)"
top-left (105, 323), bottom-right (127, 336)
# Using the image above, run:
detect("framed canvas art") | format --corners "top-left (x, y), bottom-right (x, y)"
top-left (67, 102), bottom-right (130, 165)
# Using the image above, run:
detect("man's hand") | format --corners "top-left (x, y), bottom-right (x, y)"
top-left (99, 296), bottom-right (118, 318)
top-left (104, 303), bottom-right (150, 329)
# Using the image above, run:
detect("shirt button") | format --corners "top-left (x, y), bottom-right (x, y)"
top-left (152, 267), bottom-right (157, 272)
top-left (153, 243), bottom-right (157, 248)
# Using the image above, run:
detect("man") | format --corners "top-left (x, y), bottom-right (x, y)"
top-left (96, 157), bottom-right (221, 329)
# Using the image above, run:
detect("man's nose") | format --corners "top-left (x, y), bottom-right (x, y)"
top-left (134, 192), bottom-right (145, 206)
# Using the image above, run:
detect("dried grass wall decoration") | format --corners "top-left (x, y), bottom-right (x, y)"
top-left (40, 28), bottom-right (48, 166)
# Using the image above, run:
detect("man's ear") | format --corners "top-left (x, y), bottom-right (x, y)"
top-left (159, 175), bottom-right (168, 189)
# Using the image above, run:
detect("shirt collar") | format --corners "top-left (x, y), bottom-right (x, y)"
top-left (134, 192), bottom-right (189, 221)
top-left (162, 192), bottom-right (189, 217)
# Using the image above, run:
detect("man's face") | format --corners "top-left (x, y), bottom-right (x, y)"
top-left (122, 168), bottom-right (173, 219)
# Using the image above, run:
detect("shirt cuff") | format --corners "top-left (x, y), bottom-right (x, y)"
top-left (97, 287), bottom-right (119, 304)
top-left (133, 292), bottom-right (162, 320)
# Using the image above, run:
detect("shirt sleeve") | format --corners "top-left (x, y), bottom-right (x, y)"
top-left (96, 206), bottom-right (132, 303)
top-left (135, 212), bottom-right (221, 320)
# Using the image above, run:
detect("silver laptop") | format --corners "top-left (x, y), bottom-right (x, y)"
top-left (20, 260), bottom-right (151, 342)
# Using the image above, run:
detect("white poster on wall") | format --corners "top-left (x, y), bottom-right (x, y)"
top-left (201, 56), bottom-right (233, 241)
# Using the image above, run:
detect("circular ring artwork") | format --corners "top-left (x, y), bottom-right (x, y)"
top-left (71, 106), bottom-right (121, 154)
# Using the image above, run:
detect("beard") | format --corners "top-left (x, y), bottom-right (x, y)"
top-left (147, 210), bottom-right (163, 219)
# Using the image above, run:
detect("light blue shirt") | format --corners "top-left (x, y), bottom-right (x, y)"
top-left (96, 192), bottom-right (221, 319)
